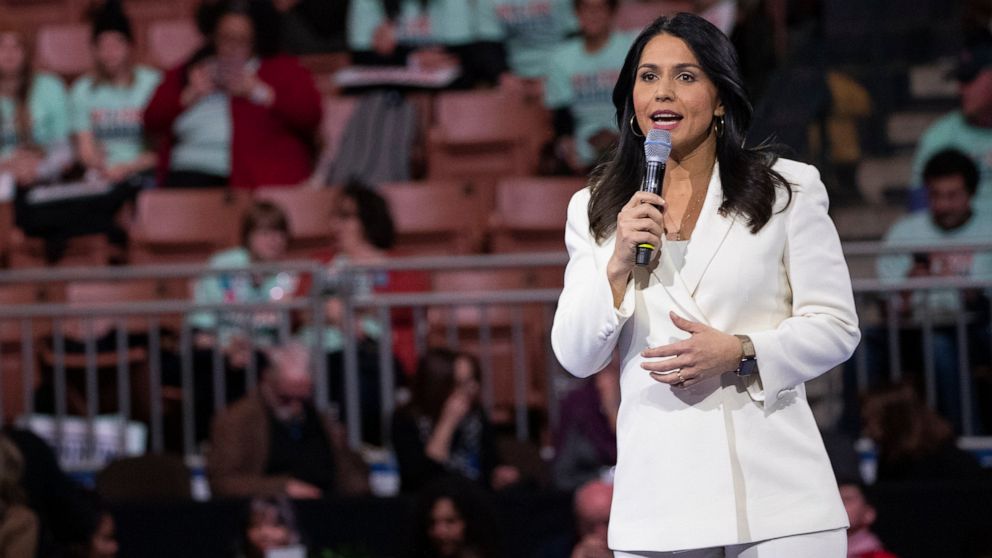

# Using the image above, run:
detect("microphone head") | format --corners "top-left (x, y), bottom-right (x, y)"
top-left (644, 128), bottom-right (672, 163)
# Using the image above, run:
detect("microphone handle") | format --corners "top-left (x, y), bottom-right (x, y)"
top-left (635, 160), bottom-right (664, 266)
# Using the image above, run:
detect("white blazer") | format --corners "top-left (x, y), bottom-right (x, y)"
top-left (551, 158), bottom-right (860, 552)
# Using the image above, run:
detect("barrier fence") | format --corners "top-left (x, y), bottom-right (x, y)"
top-left (0, 243), bottom-right (987, 470)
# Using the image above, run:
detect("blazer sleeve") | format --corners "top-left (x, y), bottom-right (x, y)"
top-left (206, 402), bottom-right (291, 498)
top-left (551, 188), bottom-right (635, 378)
top-left (746, 165), bottom-right (861, 406)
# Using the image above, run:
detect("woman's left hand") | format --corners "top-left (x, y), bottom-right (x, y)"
top-left (641, 312), bottom-right (742, 388)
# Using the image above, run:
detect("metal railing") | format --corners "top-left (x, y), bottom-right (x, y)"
top-left (0, 241), bottom-right (987, 467)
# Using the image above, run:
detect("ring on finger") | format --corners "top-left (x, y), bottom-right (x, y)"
top-left (676, 370), bottom-right (686, 386)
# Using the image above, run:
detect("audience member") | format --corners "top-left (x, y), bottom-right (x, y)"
top-left (392, 348), bottom-right (520, 492)
top-left (876, 149), bottom-right (992, 433)
top-left (0, 21), bottom-right (72, 190)
top-left (0, 434), bottom-right (37, 558)
top-left (544, 0), bottom-right (631, 174)
top-left (187, 200), bottom-right (298, 440)
top-left (66, 491), bottom-right (118, 558)
top-left (487, 0), bottom-right (578, 86)
top-left (535, 479), bottom-right (613, 558)
top-left (72, 0), bottom-right (160, 186)
top-left (144, 0), bottom-right (321, 189)
top-left (861, 382), bottom-right (984, 483)
top-left (551, 359), bottom-right (618, 492)
top-left (4, 427), bottom-right (91, 557)
top-left (410, 476), bottom-right (501, 558)
top-left (911, 37), bottom-right (992, 214)
top-left (298, 182), bottom-right (428, 445)
top-left (24, 0), bottom-right (161, 262)
top-left (207, 343), bottom-right (370, 499)
top-left (839, 482), bottom-right (898, 558)
top-left (347, 0), bottom-right (507, 87)
top-left (233, 496), bottom-right (305, 558)
top-left (0, 20), bottom-right (75, 261)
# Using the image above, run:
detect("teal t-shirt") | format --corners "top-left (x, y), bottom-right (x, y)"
top-left (188, 247), bottom-right (300, 347)
top-left (348, 0), bottom-right (493, 51)
top-left (69, 65), bottom-right (162, 166)
top-left (877, 212), bottom-right (992, 316)
top-left (486, 0), bottom-right (577, 78)
top-left (911, 111), bottom-right (992, 215)
top-left (0, 72), bottom-right (69, 159)
top-left (544, 32), bottom-right (634, 165)
top-left (170, 91), bottom-right (232, 176)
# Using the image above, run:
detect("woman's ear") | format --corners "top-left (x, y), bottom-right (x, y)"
top-left (714, 104), bottom-right (726, 118)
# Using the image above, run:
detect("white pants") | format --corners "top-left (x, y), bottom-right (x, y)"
top-left (613, 528), bottom-right (847, 558)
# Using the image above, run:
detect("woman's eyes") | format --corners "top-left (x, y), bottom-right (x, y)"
top-left (638, 71), bottom-right (696, 82)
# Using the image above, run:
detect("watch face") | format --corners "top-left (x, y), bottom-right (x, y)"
top-left (738, 359), bottom-right (758, 376)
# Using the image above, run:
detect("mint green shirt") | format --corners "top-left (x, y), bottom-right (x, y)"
top-left (349, 0), bottom-right (496, 50)
top-left (189, 247), bottom-right (300, 347)
top-left (877, 212), bottom-right (992, 316)
top-left (69, 65), bottom-right (162, 166)
top-left (911, 111), bottom-right (992, 215)
top-left (487, 0), bottom-right (577, 78)
top-left (0, 73), bottom-right (69, 159)
top-left (544, 32), bottom-right (634, 165)
top-left (170, 91), bottom-right (232, 176)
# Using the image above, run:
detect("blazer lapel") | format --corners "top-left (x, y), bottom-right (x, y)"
top-left (677, 162), bottom-right (736, 297)
top-left (647, 162), bottom-right (736, 322)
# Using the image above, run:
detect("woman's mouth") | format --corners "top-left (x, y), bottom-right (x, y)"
top-left (650, 110), bottom-right (682, 129)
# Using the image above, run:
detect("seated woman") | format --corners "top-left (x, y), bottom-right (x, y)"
top-left (0, 21), bottom-right (74, 259)
top-left (30, 0), bottom-right (162, 260)
top-left (187, 201), bottom-right (298, 441)
top-left (234, 497), bottom-right (305, 558)
top-left (297, 181), bottom-right (429, 445)
top-left (143, 0), bottom-right (321, 189)
top-left (410, 476), bottom-right (501, 558)
top-left (391, 348), bottom-right (521, 493)
top-left (72, 1), bottom-right (160, 187)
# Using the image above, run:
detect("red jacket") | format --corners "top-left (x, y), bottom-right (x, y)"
top-left (144, 55), bottom-right (322, 189)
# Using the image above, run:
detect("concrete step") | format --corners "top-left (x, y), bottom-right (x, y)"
top-left (887, 110), bottom-right (943, 147)
top-left (831, 203), bottom-right (906, 242)
top-left (909, 58), bottom-right (958, 100)
top-left (856, 154), bottom-right (915, 205)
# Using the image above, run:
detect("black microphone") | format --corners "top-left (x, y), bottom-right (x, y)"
top-left (635, 128), bottom-right (672, 266)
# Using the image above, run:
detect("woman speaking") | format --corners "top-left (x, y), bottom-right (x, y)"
top-left (551, 12), bottom-right (860, 557)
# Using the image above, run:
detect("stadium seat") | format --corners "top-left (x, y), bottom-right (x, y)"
top-left (489, 177), bottom-right (585, 254)
top-left (35, 23), bottom-right (92, 79)
top-left (8, 230), bottom-right (112, 269)
top-left (253, 186), bottom-right (337, 258)
top-left (130, 189), bottom-right (246, 265)
top-left (427, 91), bottom-right (545, 184)
top-left (377, 180), bottom-right (487, 256)
top-left (146, 18), bottom-right (202, 69)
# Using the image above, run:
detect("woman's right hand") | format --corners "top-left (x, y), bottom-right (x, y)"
top-left (181, 61), bottom-right (216, 107)
top-left (606, 191), bottom-right (665, 300)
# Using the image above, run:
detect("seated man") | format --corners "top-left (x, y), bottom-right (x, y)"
top-left (876, 148), bottom-right (992, 433)
top-left (207, 343), bottom-right (369, 499)
top-left (536, 479), bottom-right (613, 558)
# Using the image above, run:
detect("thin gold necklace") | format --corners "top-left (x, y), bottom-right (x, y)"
top-left (665, 190), bottom-right (706, 241)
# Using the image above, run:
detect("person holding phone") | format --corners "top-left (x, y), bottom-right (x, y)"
top-left (144, 0), bottom-right (321, 190)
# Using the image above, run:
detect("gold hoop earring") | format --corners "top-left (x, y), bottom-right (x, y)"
top-left (630, 115), bottom-right (644, 138)
top-left (714, 115), bottom-right (725, 138)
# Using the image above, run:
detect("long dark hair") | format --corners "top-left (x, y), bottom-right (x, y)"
top-left (588, 12), bottom-right (792, 242)
top-left (410, 476), bottom-right (500, 558)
